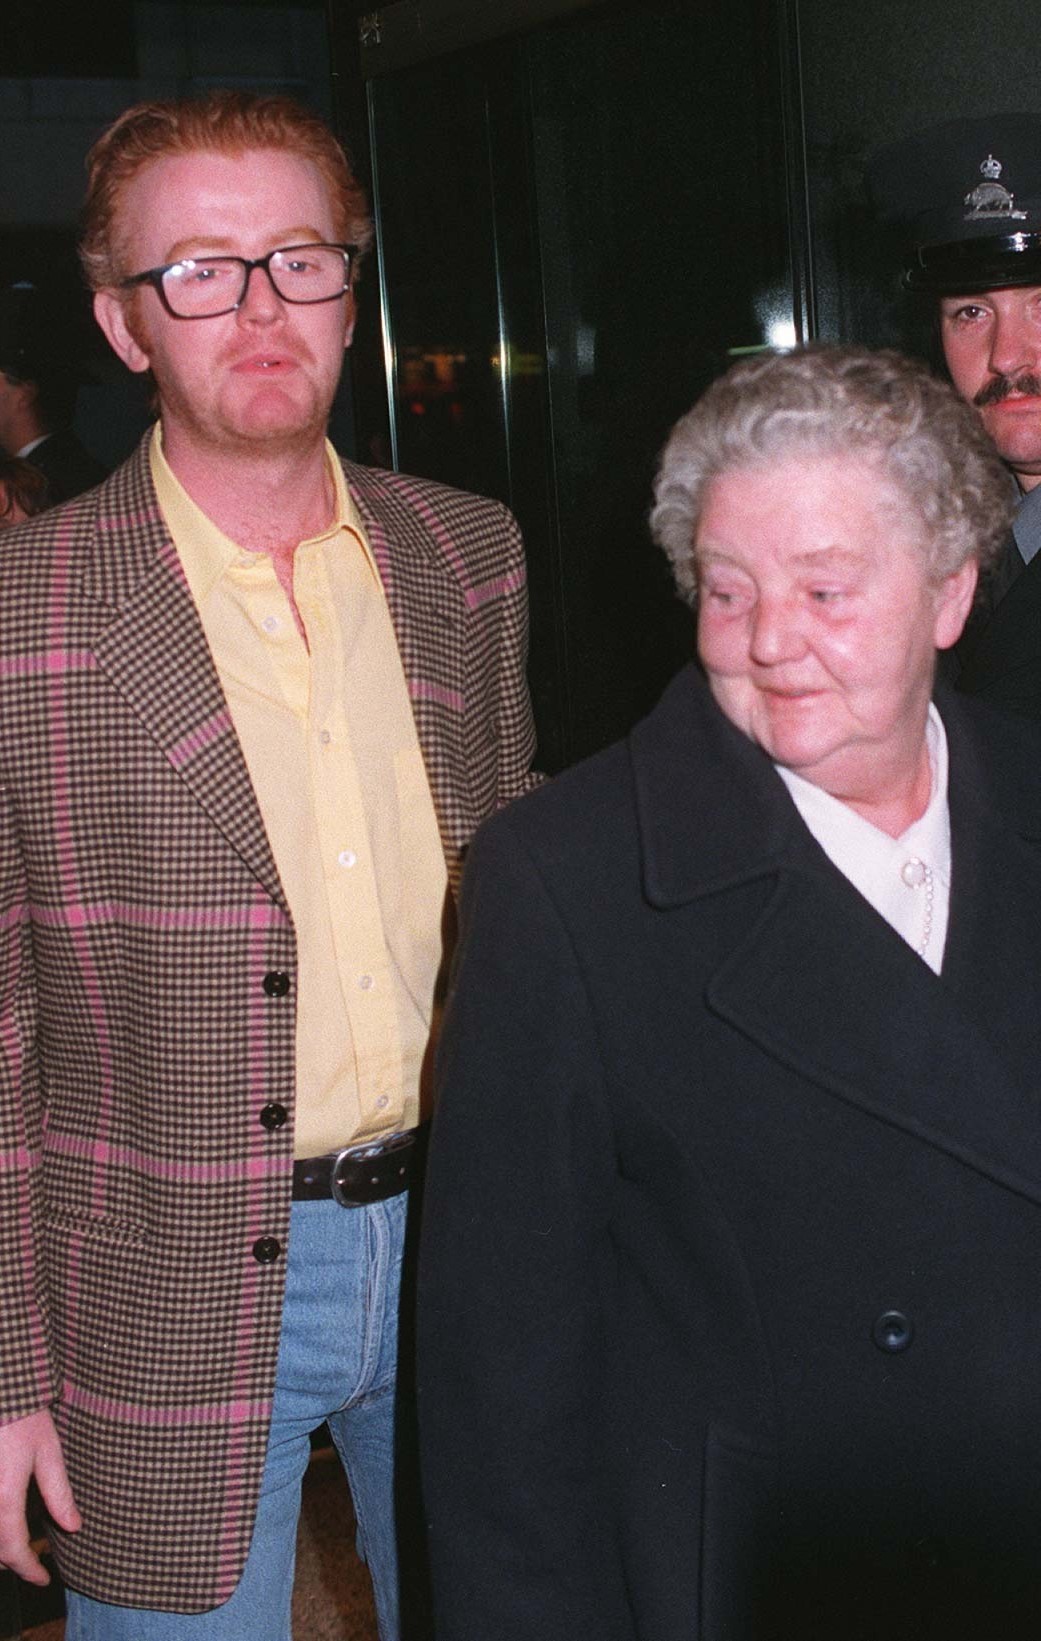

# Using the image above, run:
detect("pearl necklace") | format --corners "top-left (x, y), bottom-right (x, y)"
top-left (900, 856), bottom-right (934, 958)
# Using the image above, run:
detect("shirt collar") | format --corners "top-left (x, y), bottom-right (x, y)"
top-left (774, 703), bottom-right (951, 889)
top-left (774, 707), bottom-right (952, 970)
top-left (1012, 475), bottom-right (1041, 568)
top-left (15, 434), bottom-right (49, 459)
top-left (148, 424), bottom-right (376, 607)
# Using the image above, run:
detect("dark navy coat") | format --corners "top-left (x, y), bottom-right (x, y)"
top-left (419, 664), bottom-right (1041, 1640)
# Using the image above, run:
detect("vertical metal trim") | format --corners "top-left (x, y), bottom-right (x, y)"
top-left (777, 0), bottom-right (817, 342)
top-left (366, 80), bottom-right (401, 470)
top-left (484, 86), bottom-right (515, 509)
top-left (519, 46), bottom-right (574, 769)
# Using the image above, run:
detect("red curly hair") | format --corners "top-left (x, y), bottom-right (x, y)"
top-left (80, 90), bottom-right (374, 292)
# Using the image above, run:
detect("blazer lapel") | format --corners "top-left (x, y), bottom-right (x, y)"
top-left (343, 460), bottom-right (469, 861)
top-left (633, 667), bottom-right (1041, 1208)
top-left (80, 440), bottom-right (285, 907)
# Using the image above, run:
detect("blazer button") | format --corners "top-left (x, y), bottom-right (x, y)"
top-left (873, 1310), bottom-right (914, 1353)
top-left (262, 971), bottom-right (291, 998)
top-left (259, 1102), bottom-right (288, 1131)
top-left (252, 1236), bottom-right (281, 1263)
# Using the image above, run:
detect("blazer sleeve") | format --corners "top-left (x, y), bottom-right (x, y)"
top-left (485, 503), bottom-right (540, 808)
top-left (0, 782), bottom-right (54, 1424)
top-left (417, 812), bottom-right (628, 1641)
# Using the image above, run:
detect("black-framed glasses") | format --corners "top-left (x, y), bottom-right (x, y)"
top-left (120, 242), bottom-right (355, 320)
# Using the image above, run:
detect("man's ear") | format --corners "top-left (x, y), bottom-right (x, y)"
top-left (93, 290), bottom-right (151, 375)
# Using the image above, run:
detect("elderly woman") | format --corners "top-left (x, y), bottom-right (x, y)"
top-left (417, 346), bottom-right (1041, 1640)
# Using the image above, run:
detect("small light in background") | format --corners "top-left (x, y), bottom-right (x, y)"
top-left (766, 316), bottom-right (798, 350)
top-left (726, 289), bottom-right (800, 356)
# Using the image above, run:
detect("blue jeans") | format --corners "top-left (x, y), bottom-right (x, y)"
top-left (65, 1193), bottom-right (409, 1641)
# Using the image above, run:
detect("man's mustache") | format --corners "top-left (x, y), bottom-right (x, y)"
top-left (975, 373), bottom-right (1041, 407)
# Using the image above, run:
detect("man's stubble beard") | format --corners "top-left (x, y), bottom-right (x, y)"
top-left (160, 379), bottom-right (333, 460)
top-left (127, 296), bottom-right (336, 460)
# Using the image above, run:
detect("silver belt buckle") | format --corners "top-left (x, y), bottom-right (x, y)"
top-left (330, 1130), bottom-right (414, 1207)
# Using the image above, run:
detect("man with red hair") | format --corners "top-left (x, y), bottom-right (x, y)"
top-left (0, 91), bottom-right (535, 1639)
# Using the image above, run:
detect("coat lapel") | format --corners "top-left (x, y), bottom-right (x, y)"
top-left (80, 439), bottom-right (285, 907)
top-left (708, 865), bottom-right (1041, 1207)
top-left (935, 693), bottom-right (1041, 1092)
top-left (633, 667), bottom-right (1041, 1208)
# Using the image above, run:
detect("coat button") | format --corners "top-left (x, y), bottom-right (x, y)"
top-left (262, 971), bottom-right (291, 997)
top-left (259, 1102), bottom-right (288, 1131)
top-left (873, 1310), bottom-right (914, 1352)
top-left (252, 1236), bottom-right (281, 1263)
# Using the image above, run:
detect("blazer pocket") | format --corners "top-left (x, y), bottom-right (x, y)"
top-left (699, 1423), bottom-right (778, 1640)
top-left (43, 1203), bottom-right (152, 1249)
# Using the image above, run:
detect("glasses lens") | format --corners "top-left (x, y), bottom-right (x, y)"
top-left (162, 258), bottom-right (243, 318)
top-left (268, 246), bottom-right (349, 304)
top-left (157, 247), bottom-right (349, 316)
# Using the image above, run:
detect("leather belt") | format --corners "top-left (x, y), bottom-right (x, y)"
top-left (292, 1127), bottom-right (425, 1207)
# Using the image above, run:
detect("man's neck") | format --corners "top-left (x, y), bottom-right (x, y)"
top-left (161, 422), bottom-right (335, 555)
top-left (4, 406), bottom-right (48, 460)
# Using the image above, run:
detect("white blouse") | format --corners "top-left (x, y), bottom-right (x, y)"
top-left (775, 706), bottom-right (950, 975)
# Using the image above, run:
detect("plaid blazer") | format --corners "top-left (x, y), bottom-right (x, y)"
top-left (0, 434), bottom-right (536, 1611)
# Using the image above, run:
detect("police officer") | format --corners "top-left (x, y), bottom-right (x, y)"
top-left (869, 113), bottom-right (1041, 716)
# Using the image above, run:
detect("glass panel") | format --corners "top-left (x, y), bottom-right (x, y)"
top-left (367, 58), bottom-right (511, 497)
top-left (365, 46), bottom-right (569, 759)
top-left (525, 0), bottom-right (792, 757)
top-left (364, 0), bottom-right (793, 768)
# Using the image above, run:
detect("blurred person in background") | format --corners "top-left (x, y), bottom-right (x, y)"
top-left (0, 453), bottom-right (48, 525)
top-left (0, 283), bottom-right (108, 504)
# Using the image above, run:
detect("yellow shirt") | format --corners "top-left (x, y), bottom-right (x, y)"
top-left (150, 428), bottom-right (449, 1156)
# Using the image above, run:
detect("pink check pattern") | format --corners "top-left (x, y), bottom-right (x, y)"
top-left (0, 434), bottom-right (536, 1611)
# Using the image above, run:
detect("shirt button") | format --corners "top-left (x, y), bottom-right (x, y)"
top-left (338, 850), bottom-right (357, 869)
top-left (259, 1102), bottom-right (288, 1131)
top-left (377, 1095), bottom-right (389, 1110)
top-left (263, 971), bottom-right (291, 998)
top-left (261, 615), bottom-right (281, 635)
top-left (320, 730), bottom-right (332, 745)
top-left (901, 858), bottom-right (927, 887)
top-left (359, 974), bottom-right (374, 991)
top-left (252, 1236), bottom-right (281, 1263)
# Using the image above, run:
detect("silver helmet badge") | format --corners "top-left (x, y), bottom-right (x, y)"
top-left (964, 154), bottom-right (1027, 220)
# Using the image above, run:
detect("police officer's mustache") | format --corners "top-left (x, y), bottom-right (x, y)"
top-left (974, 372), bottom-right (1041, 407)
